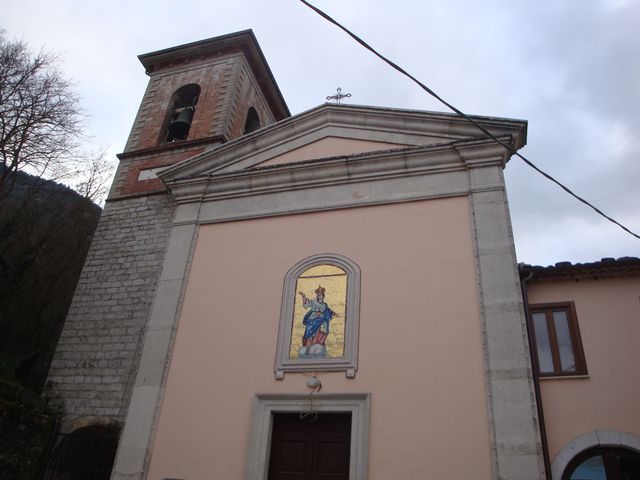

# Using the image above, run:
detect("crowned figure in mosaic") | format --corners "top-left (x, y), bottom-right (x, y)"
top-left (298, 286), bottom-right (336, 358)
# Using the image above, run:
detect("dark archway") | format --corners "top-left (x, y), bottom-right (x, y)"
top-left (563, 446), bottom-right (640, 480)
top-left (244, 107), bottom-right (261, 134)
top-left (42, 425), bottom-right (119, 480)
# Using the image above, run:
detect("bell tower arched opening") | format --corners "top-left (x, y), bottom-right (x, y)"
top-left (162, 83), bottom-right (200, 144)
top-left (244, 107), bottom-right (261, 134)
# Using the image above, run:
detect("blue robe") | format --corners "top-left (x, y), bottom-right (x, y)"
top-left (302, 303), bottom-right (334, 343)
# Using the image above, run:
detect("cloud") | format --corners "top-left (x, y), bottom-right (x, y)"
top-left (3, 0), bottom-right (638, 264)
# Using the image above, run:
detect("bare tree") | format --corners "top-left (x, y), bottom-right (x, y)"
top-left (69, 151), bottom-right (114, 203)
top-left (0, 31), bottom-right (85, 199)
top-left (0, 32), bottom-right (111, 396)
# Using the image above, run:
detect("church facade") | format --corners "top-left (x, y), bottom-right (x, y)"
top-left (43, 30), bottom-right (640, 480)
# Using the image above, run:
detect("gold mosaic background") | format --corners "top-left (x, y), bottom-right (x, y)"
top-left (289, 264), bottom-right (347, 359)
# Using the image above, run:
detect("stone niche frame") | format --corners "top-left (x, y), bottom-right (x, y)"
top-left (245, 393), bottom-right (370, 480)
top-left (274, 253), bottom-right (361, 379)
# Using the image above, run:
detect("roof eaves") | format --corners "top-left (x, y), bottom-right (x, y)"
top-left (519, 257), bottom-right (640, 281)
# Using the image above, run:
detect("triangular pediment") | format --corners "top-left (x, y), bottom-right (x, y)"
top-left (254, 136), bottom-right (408, 167)
top-left (158, 104), bottom-right (526, 183)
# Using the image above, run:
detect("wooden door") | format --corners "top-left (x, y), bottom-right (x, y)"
top-left (268, 413), bottom-right (351, 480)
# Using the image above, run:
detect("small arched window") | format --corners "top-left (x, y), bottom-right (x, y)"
top-left (243, 107), bottom-right (261, 134)
top-left (275, 254), bottom-right (361, 379)
top-left (563, 447), bottom-right (640, 480)
top-left (162, 83), bottom-right (200, 144)
top-left (43, 425), bottom-right (119, 480)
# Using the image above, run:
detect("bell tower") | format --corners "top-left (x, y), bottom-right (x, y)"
top-left (45, 30), bottom-right (288, 442)
top-left (109, 30), bottom-right (289, 198)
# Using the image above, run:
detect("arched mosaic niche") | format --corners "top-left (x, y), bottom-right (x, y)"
top-left (275, 254), bottom-right (361, 379)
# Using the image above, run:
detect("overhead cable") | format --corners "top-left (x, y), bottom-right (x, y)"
top-left (298, 0), bottom-right (640, 240)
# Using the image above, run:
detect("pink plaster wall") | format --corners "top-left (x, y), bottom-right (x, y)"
top-left (256, 136), bottom-right (406, 167)
top-left (528, 277), bottom-right (640, 460)
top-left (147, 197), bottom-right (493, 479)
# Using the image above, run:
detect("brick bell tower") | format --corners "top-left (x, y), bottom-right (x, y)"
top-left (111, 29), bottom-right (289, 198)
top-left (45, 30), bottom-right (289, 455)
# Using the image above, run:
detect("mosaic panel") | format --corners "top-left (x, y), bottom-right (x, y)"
top-left (289, 264), bottom-right (347, 359)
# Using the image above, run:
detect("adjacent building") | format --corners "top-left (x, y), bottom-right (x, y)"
top-left (521, 258), bottom-right (640, 480)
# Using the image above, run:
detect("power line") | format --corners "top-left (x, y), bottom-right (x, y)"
top-left (514, 185), bottom-right (640, 214)
top-left (298, 0), bottom-right (640, 240)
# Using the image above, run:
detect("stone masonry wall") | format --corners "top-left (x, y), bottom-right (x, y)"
top-left (46, 194), bottom-right (175, 433)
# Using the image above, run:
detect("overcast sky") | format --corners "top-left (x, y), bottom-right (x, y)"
top-left (4, 0), bottom-right (639, 266)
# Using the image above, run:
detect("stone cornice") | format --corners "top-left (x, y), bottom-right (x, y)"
top-left (158, 104), bottom-right (527, 181)
top-left (164, 136), bottom-right (511, 205)
top-left (116, 135), bottom-right (226, 161)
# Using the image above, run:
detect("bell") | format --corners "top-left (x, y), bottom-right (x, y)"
top-left (167, 107), bottom-right (194, 141)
